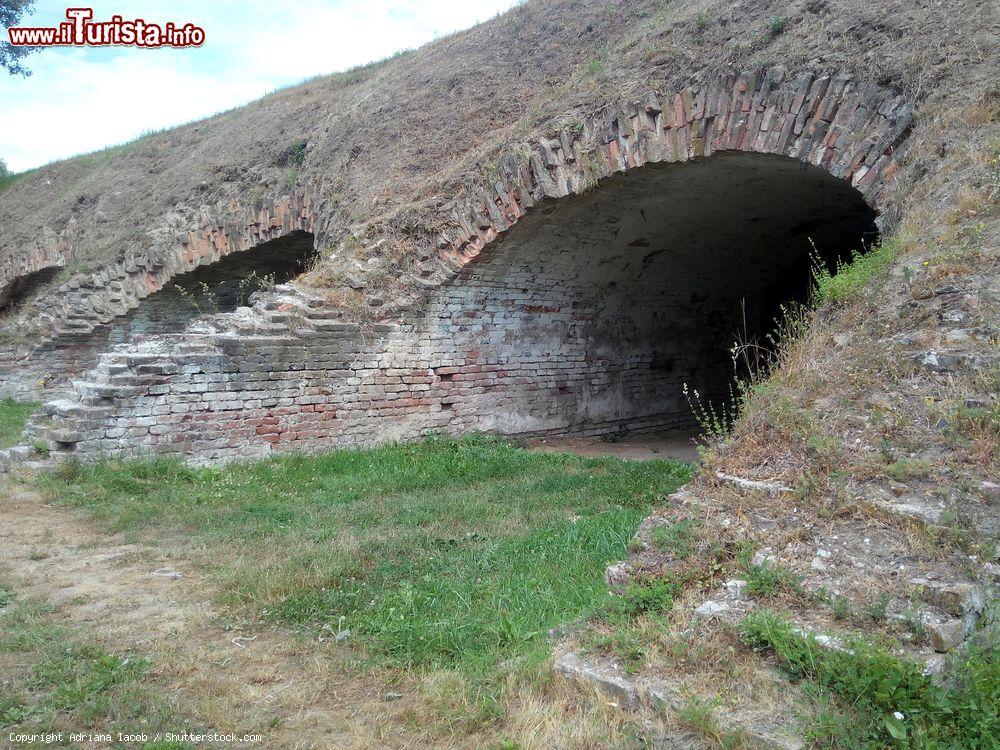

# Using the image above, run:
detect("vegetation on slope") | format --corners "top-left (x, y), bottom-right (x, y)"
top-left (812, 240), bottom-right (898, 307)
top-left (565, 84), bottom-right (999, 747)
top-left (741, 611), bottom-right (999, 749)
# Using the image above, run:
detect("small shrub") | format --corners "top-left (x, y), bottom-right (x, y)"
top-left (236, 270), bottom-right (277, 307)
top-left (647, 4), bottom-right (674, 29)
top-left (589, 629), bottom-right (646, 674)
top-left (805, 433), bottom-right (838, 458)
top-left (694, 11), bottom-right (710, 31)
top-left (289, 139), bottom-right (307, 166)
top-left (0, 691), bottom-right (27, 728)
top-left (684, 302), bottom-right (811, 440)
top-left (601, 579), bottom-right (679, 625)
top-left (676, 696), bottom-right (751, 746)
top-left (683, 383), bottom-right (736, 437)
top-left (830, 595), bottom-right (854, 621)
top-left (0, 159), bottom-right (23, 194)
top-left (173, 280), bottom-right (221, 317)
top-left (648, 519), bottom-right (700, 558)
top-left (954, 404), bottom-right (1000, 438)
top-left (867, 592), bottom-right (891, 622)
top-left (600, 427), bottom-right (628, 443)
top-left (767, 16), bottom-right (789, 36)
top-left (901, 602), bottom-right (927, 640)
top-left (745, 561), bottom-right (803, 597)
top-left (398, 212), bottom-right (423, 237)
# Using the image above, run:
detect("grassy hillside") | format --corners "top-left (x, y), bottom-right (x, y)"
top-left (0, 0), bottom-right (994, 281)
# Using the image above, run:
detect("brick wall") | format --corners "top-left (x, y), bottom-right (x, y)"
top-left (1, 69), bottom-right (910, 469)
top-left (0, 231), bottom-right (316, 401)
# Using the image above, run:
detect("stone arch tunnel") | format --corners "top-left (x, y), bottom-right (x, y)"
top-left (428, 152), bottom-right (877, 437)
top-left (0, 70), bottom-right (912, 466)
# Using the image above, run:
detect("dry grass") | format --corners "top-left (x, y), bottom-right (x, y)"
top-left (1, 482), bottom-right (659, 749)
top-left (1, 0), bottom-right (997, 334)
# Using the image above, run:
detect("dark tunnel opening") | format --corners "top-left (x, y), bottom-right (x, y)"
top-left (444, 151), bottom-right (878, 439)
top-left (1, 231), bottom-right (319, 396)
top-left (106, 229), bottom-right (317, 344)
top-left (0, 266), bottom-right (62, 314)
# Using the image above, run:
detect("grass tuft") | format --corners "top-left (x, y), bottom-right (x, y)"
top-left (740, 610), bottom-right (1000, 748)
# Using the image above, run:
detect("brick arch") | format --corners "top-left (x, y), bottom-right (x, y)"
top-left (0, 243), bottom-right (66, 309)
top-left (434, 70), bottom-right (911, 277)
top-left (0, 190), bottom-right (322, 400)
top-left (25, 189), bottom-right (321, 342)
top-left (0, 69), bottom-right (916, 467)
top-left (0, 69), bottom-right (911, 376)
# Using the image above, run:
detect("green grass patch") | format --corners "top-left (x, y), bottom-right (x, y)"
top-left (41, 436), bottom-right (691, 674)
top-left (740, 610), bottom-right (999, 748)
top-left (812, 241), bottom-right (897, 306)
top-left (0, 398), bottom-right (38, 448)
top-left (0, 587), bottom-right (184, 744)
top-left (648, 518), bottom-right (700, 558)
top-left (885, 458), bottom-right (933, 482)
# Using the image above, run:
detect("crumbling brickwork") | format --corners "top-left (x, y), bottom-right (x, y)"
top-left (0, 230), bottom-right (317, 400)
top-left (0, 69), bottom-right (912, 469)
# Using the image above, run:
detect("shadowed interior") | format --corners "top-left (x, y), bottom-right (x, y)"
top-left (114, 229), bottom-right (318, 340)
top-left (0, 266), bottom-right (62, 312)
top-left (433, 151), bottom-right (877, 438)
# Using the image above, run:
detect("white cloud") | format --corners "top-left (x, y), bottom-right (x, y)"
top-left (0, 0), bottom-right (519, 171)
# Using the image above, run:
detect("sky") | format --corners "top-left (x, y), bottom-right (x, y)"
top-left (0, 0), bottom-right (520, 172)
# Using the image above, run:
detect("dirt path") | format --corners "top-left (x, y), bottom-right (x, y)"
top-left (0, 482), bottom-right (436, 750)
top-left (526, 432), bottom-right (702, 463)
top-left (0, 481), bottom-right (687, 750)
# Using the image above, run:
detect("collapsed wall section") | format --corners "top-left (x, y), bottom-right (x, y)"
top-left (0, 230), bottom-right (317, 400)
